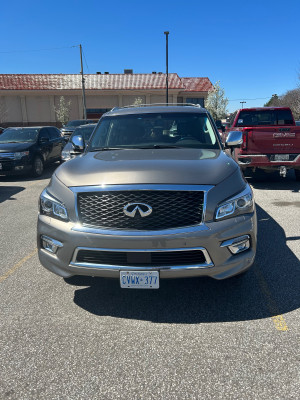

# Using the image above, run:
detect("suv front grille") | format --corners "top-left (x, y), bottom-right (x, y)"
top-left (75, 249), bottom-right (207, 266)
top-left (77, 190), bottom-right (204, 230)
top-left (0, 153), bottom-right (15, 160)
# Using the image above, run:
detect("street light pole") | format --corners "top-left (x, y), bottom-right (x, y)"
top-left (240, 101), bottom-right (246, 109)
top-left (164, 31), bottom-right (169, 104)
top-left (79, 44), bottom-right (87, 120)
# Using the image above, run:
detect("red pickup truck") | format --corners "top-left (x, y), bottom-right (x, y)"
top-left (227, 107), bottom-right (300, 180)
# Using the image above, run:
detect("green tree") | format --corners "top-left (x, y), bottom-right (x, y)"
top-left (205, 81), bottom-right (228, 120)
top-left (264, 94), bottom-right (281, 107)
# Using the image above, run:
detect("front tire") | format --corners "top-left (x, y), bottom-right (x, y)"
top-left (32, 156), bottom-right (44, 177)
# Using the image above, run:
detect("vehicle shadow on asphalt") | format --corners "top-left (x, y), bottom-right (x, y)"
top-left (68, 204), bottom-right (300, 324)
top-left (0, 186), bottom-right (25, 203)
top-left (245, 169), bottom-right (300, 193)
top-left (0, 162), bottom-right (60, 183)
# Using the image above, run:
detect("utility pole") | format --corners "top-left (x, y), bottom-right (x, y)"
top-left (240, 101), bottom-right (246, 109)
top-left (164, 31), bottom-right (169, 104)
top-left (79, 44), bottom-right (87, 120)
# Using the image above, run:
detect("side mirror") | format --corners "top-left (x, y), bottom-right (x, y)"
top-left (225, 131), bottom-right (243, 148)
top-left (71, 135), bottom-right (85, 152)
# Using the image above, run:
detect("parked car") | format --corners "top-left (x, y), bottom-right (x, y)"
top-left (295, 120), bottom-right (300, 126)
top-left (228, 107), bottom-right (300, 180)
top-left (61, 123), bottom-right (96, 161)
top-left (0, 126), bottom-right (65, 177)
top-left (38, 104), bottom-right (257, 288)
top-left (61, 119), bottom-right (97, 140)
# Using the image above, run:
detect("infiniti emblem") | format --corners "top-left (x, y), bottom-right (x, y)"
top-left (123, 203), bottom-right (152, 218)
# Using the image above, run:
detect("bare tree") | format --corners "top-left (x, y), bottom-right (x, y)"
top-left (54, 96), bottom-right (71, 126)
top-left (281, 89), bottom-right (300, 119)
top-left (266, 90), bottom-right (300, 119)
top-left (205, 81), bottom-right (228, 120)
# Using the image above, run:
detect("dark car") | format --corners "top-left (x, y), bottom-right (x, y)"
top-left (61, 123), bottom-right (96, 161)
top-left (0, 126), bottom-right (65, 177)
top-left (60, 119), bottom-right (97, 140)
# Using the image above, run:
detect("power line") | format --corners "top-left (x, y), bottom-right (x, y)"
top-left (0, 45), bottom-right (77, 54)
top-left (228, 96), bottom-right (271, 102)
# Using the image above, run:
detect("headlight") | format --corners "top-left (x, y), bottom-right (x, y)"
top-left (14, 151), bottom-right (29, 160)
top-left (215, 186), bottom-right (253, 220)
top-left (40, 189), bottom-right (68, 221)
top-left (61, 150), bottom-right (71, 161)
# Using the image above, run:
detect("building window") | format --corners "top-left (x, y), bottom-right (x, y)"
top-left (186, 98), bottom-right (204, 107)
top-left (86, 108), bottom-right (112, 118)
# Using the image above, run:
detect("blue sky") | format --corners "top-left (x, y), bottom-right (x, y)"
top-left (1, 0), bottom-right (299, 112)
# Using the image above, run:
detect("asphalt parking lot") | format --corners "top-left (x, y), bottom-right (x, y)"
top-left (0, 165), bottom-right (299, 400)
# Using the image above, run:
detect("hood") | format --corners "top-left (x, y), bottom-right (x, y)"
top-left (61, 127), bottom-right (76, 132)
top-left (55, 148), bottom-right (238, 187)
top-left (0, 142), bottom-right (33, 152)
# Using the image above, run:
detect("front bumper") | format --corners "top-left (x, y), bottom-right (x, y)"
top-left (0, 159), bottom-right (32, 175)
top-left (37, 212), bottom-right (257, 280)
top-left (238, 153), bottom-right (300, 170)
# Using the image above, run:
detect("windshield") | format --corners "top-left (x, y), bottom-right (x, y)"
top-left (0, 128), bottom-right (39, 144)
top-left (89, 113), bottom-right (219, 150)
top-left (71, 125), bottom-right (96, 142)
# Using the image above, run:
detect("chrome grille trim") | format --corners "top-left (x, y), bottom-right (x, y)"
top-left (0, 152), bottom-right (15, 160)
top-left (70, 184), bottom-right (214, 235)
top-left (70, 246), bottom-right (214, 270)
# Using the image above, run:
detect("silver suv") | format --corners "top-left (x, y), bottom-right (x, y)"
top-left (38, 105), bottom-right (257, 289)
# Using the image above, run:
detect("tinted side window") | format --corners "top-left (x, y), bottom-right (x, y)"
top-left (39, 128), bottom-right (50, 140)
top-left (48, 127), bottom-right (61, 139)
top-left (276, 110), bottom-right (294, 125)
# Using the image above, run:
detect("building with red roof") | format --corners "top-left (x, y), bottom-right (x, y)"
top-left (0, 72), bottom-right (213, 126)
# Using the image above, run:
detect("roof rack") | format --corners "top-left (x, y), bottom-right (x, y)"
top-left (111, 103), bottom-right (203, 111)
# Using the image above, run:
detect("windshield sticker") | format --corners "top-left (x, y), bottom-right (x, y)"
top-left (238, 119), bottom-right (243, 124)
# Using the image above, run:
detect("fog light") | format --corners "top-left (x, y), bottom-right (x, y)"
top-left (221, 235), bottom-right (250, 255)
top-left (41, 235), bottom-right (63, 254)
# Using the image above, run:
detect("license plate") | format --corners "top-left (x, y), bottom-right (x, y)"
top-left (274, 154), bottom-right (289, 161)
top-left (0, 163), bottom-right (2, 170)
top-left (120, 271), bottom-right (159, 289)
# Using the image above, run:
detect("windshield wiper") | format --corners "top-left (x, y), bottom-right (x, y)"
top-left (90, 147), bottom-right (126, 152)
top-left (90, 145), bottom-right (183, 151)
top-left (134, 145), bottom-right (182, 149)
